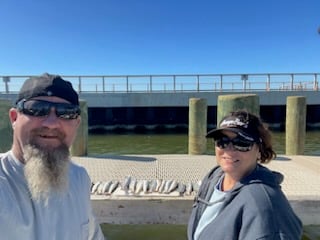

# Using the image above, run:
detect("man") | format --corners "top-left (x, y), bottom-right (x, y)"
top-left (0, 73), bottom-right (105, 239)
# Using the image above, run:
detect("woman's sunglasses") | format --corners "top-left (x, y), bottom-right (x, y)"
top-left (215, 136), bottom-right (255, 152)
top-left (16, 99), bottom-right (81, 120)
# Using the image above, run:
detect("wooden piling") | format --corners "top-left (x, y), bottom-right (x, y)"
top-left (71, 100), bottom-right (88, 156)
top-left (217, 94), bottom-right (260, 124)
top-left (0, 99), bottom-right (13, 153)
top-left (286, 96), bottom-right (306, 155)
top-left (188, 98), bottom-right (207, 155)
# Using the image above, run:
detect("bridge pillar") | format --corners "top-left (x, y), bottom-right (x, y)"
top-left (188, 98), bottom-right (207, 155)
top-left (286, 96), bottom-right (306, 155)
top-left (0, 99), bottom-right (13, 153)
top-left (217, 94), bottom-right (260, 124)
top-left (71, 100), bottom-right (88, 156)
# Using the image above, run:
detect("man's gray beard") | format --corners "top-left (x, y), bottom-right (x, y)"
top-left (23, 144), bottom-right (70, 203)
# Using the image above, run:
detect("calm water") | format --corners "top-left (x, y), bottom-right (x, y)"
top-left (88, 130), bottom-right (320, 156)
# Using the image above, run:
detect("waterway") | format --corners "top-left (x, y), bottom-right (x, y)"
top-left (88, 130), bottom-right (320, 156)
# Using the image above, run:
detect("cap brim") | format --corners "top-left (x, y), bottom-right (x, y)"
top-left (206, 128), bottom-right (241, 139)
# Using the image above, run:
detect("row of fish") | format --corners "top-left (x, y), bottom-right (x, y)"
top-left (91, 176), bottom-right (201, 196)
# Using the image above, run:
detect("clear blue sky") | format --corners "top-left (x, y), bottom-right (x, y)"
top-left (1, 0), bottom-right (319, 76)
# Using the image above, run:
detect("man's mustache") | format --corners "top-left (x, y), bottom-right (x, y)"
top-left (31, 128), bottom-right (65, 141)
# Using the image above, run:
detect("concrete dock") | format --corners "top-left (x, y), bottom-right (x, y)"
top-left (72, 154), bottom-right (320, 225)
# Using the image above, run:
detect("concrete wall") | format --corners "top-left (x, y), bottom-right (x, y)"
top-left (1, 90), bottom-right (319, 107)
top-left (80, 91), bottom-right (319, 107)
top-left (91, 197), bottom-right (320, 225)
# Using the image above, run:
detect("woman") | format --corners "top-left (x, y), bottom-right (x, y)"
top-left (188, 110), bottom-right (302, 240)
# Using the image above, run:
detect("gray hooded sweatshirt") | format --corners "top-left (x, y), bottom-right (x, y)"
top-left (188, 164), bottom-right (302, 240)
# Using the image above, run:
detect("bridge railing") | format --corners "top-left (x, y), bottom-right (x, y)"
top-left (0, 73), bottom-right (319, 93)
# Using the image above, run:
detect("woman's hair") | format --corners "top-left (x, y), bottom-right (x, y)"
top-left (228, 110), bottom-right (276, 163)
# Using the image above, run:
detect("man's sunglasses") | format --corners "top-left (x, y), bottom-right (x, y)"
top-left (16, 99), bottom-right (81, 120)
top-left (215, 136), bottom-right (255, 152)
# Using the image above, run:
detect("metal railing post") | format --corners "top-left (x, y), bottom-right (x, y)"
top-left (126, 76), bottom-right (129, 92)
top-left (196, 75), bottom-right (200, 92)
top-left (220, 75), bottom-right (223, 92)
top-left (314, 74), bottom-right (318, 91)
top-left (78, 76), bottom-right (82, 93)
top-left (149, 75), bottom-right (153, 92)
top-left (241, 74), bottom-right (248, 92)
top-left (2, 76), bottom-right (10, 93)
top-left (267, 74), bottom-right (270, 91)
top-left (102, 76), bottom-right (105, 92)
top-left (173, 75), bottom-right (176, 92)
top-left (290, 74), bottom-right (294, 90)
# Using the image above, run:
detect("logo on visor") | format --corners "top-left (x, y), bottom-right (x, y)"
top-left (220, 118), bottom-right (249, 128)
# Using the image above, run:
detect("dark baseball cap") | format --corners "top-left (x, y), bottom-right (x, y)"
top-left (16, 73), bottom-right (79, 106)
top-left (206, 111), bottom-right (261, 142)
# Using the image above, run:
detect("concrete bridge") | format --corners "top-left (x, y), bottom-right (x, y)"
top-left (1, 73), bottom-right (319, 107)
top-left (1, 73), bottom-right (319, 130)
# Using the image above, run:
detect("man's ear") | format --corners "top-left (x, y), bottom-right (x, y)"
top-left (9, 108), bottom-right (18, 128)
top-left (76, 116), bottom-right (81, 128)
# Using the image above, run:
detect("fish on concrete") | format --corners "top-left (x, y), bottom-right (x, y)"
top-left (149, 179), bottom-right (158, 193)
top-left (158, 179), bottom-right (166, 193)
top-left (135, 180), bottom-right (144, 194)
top-left (192, 181), bottom-right (201, 193)
top-left (164, 180), bottom-right (173, 193)
top-left (91, 178), bottom-right (201, 196)
top-left (97, 182), bottom-right (105, 194)
top-left (91, 181), bottom-right (101, 194)
top-left (167, 180), bottom-right (178, 193)
top-left (101, 180), bottom-right (113, 194)
top-left (129, 178), bottom-right (137, 193)
top-left (155, 179), bottom-right (163, 192)
top-left (185, 182), bottom-right (193, 195)
top-left (121, 176), bottom-right (131, 191)
top-left (108, 180), bottom-right (119, 195)
top-left (176, 183), bottom-right (186, 195)
top-left (142, 180), bottom-right (149, 193)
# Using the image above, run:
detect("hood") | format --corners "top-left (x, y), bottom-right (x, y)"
top-left (196, 164), bottom-right (284, 205)
top-left (239, 164), bottom-right (284, 188)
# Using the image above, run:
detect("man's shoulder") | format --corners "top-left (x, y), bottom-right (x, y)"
top-left (69, 161), bottom-right (92, 181)
top-left (0, 151), bottom-right (14, 174)
top-left (69, 161), bottom-right (89, 175)
top-left (0, 151), bottom-right (10, 161)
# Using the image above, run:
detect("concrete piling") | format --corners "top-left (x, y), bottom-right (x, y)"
top-left (286, 96), bottom-right (306, 155)
top-left (0, 99), bottom-right (13, 153)
top-left (217, 94), bottom-right (260, 124)
top-left (71, 100), bottom-right (88, 156)
top-left (188, 98), bottom-right (207, 155)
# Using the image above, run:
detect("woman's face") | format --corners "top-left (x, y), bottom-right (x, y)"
top-left (215, 130), bottom-right (260, 181)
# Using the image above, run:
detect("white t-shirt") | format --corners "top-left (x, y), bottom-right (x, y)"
top-left (0, 151), bottom-right (105, 240)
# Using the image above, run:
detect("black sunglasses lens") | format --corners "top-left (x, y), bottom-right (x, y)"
top-left (22, 100), bottom-right (51, 116)
top-left (18, 100), bottom-right (80, 120)
top-left (232, 138), bottom-right (254, 152)
top-left (215, 137), bottom-right (254, 152)
top-left (215, 137), bottom-right (230, 149)
top-left (56, 104), bottom-right (80, 119)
